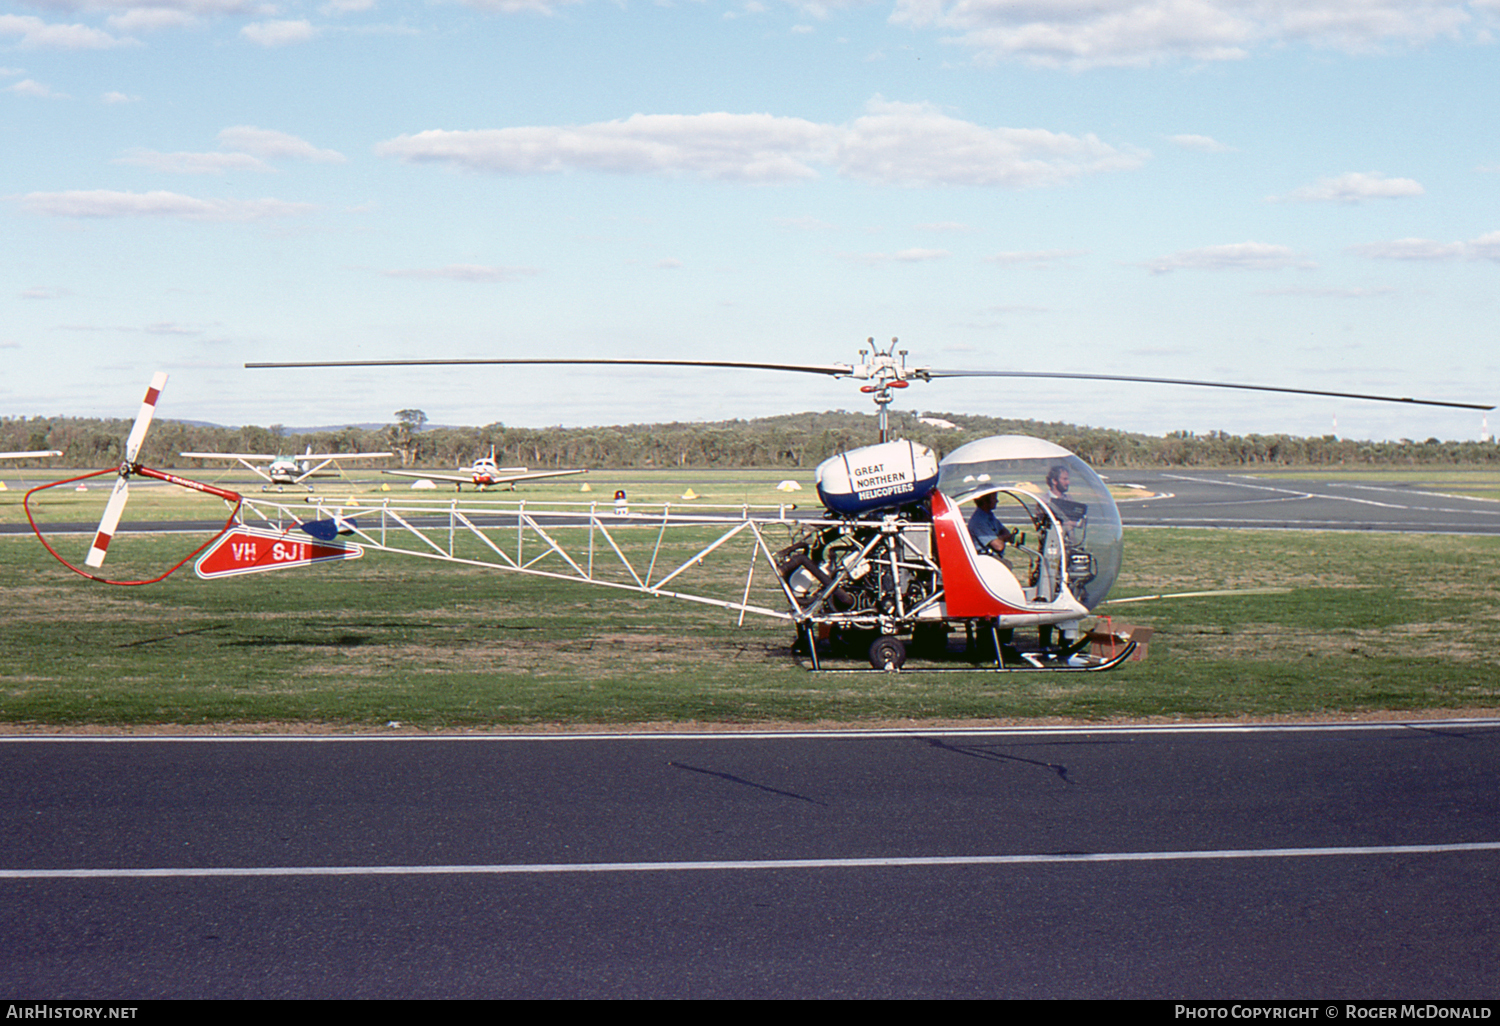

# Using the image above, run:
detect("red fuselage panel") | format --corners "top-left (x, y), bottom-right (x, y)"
top-left (931, 491), bottom-right (1029, 618)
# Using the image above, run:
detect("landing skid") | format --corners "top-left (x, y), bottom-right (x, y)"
top-left (795, 624), bottom-right (1137, 674)
top-left (797, 643), bottom-right (1137, 674)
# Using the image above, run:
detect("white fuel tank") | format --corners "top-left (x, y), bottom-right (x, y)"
top-left (815, 439), bottom-right (940, 517)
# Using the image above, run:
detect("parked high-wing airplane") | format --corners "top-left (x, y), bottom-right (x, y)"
top-left (180, 446), bottom-right (393, 491)
top-left (1, 450), bottom-right (62, 460)
top-left (383, 448), bottom-right (584, 491)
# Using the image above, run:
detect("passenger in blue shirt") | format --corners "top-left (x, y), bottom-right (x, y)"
top-left (968, 492), bottom-right (1016, 561)
top-left (967, 491), bottom-right (1020, 661)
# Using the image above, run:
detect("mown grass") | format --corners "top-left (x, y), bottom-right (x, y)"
top-left (2, 516), bottom-right (1498, 730)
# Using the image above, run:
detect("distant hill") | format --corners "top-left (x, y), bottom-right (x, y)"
top-left (2, 409), bottom-right (1495, 469)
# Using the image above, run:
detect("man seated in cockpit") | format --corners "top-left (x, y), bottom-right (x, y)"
top-left (968, 492), bottom-right (1017, 565)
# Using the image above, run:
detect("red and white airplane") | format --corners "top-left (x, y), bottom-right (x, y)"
top-left (384, 448), bottom-right (584, 491)
top-left (180, 446), bottom-right (393, 490)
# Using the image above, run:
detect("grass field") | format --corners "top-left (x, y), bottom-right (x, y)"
top-left (2, 502), bottom-right (1497, 730)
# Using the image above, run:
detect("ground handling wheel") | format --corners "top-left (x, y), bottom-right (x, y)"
top-left (869, 635), bottom-right (907, 671)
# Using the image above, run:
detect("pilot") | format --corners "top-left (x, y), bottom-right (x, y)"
top-left (1045, 465), bottom-right (1085, 543)
top-left (968, 491), bottom-right (1020, 662)
top-left (968, 492), bottom-right (1016, 563)
top-left (1046, 465), bottom-right (1069, 502)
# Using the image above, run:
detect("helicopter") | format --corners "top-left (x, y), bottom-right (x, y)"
top-left (235, 339), bottom-right (1491, 671)
top-left (28, 344), bottom-right (1492, 672)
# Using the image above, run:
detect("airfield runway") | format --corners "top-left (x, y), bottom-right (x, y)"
top-left (1113, 469), bottom-right (1500, 535)
top-left (2, 722), bottom-right (1498, 999)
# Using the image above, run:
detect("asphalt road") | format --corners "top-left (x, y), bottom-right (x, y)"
top-left (1113, 469), bottom-right (1500, 535)
top-left (3, 722), bottom-right (1497, 999)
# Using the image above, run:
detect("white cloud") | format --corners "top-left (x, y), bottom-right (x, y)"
top-left (381, 264), bottom-right (541, 281)
top-left (112, 149), bottom-right (274, 174)
top-left (837, 99), bottom-right (1144, 186)
top-left (377, 111), bottom-right (832, 182)
top-left (1257, 285), bottom-right (1397, 297)
top-left (101, 91), bottom-right (139, 104)
top-left (106, 8), bottom-right (200, 32)
top-left (0, 14), bottom-right (130, 50)
top-left (241, 19), bottom-right (318, 46)
top-left (843, 248), bottom-right (949, 264)
top-left (983, 249), bottom-right (1088, 266)
top-left (1272, 171), bottom-right (1425, 203)
top-left (376, 98), bottom-right (1144, 188)
top-left (1169, 133), bottom-right (1236, 152)
top-left (779, 0), bottom-right (875, 17)
top-left (1143, 241), bottom-right (1315, 273)
top-left (110, 128), bottom-right (345, 175)
top-left (143, 321), bottom-right (205, 335)
top-left (16, 189), bottom-right (317, 221)
top-left (219, 126), bottom-right (346, 163)
top-left (454, 0), bottom-right (586, 12)
top-left (43, 0), bottom-right (272, 12)
top-left (5, 78), bottom-right (66, 99)
top-left (888, 0), bottom-right (1482, 69)
top-left (1350, 231), bottom-right (1500, 261)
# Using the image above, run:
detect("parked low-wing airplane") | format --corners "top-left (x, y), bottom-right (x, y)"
top-left (180, 446), bottom-right (393, 491)
top-left (383, 448), bottom-right (584, 491)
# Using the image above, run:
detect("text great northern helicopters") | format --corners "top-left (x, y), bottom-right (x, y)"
top-left (232, 340), bottom-right (1492, 672)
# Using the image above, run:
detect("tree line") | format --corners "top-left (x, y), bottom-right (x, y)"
top-left (2, 409), bottom-right (1495, 470)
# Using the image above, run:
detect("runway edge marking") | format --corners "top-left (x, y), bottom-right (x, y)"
top-left (6, 841), bottom-right (1500, 879)
top-left (3, 719), bottom-right (1499, 743)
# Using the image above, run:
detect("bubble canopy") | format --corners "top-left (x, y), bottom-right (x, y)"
top-left (937, 436), bottom-right (1123, 609)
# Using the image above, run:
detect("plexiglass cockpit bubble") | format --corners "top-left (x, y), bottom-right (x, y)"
top-left (937, 436), bottom-right (1122, 609)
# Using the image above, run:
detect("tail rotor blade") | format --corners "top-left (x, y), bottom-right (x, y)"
top-left (85, 476), bottom-right (130, 569)
top-left (123, 372), bottom-right (169, 464)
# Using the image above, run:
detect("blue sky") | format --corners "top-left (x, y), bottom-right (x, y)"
top-left (4, 0), bottom-right (1498, 443)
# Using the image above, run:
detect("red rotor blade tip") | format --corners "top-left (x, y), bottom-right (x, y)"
top-left (124, 372), bottom-right (169, 465)
top-left (85, 477), bottom-right (130, 569)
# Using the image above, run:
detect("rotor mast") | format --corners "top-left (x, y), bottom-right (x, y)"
top-left (853, 338), bottom-right (915, 443)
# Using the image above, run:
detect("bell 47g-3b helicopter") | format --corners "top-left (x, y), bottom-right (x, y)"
top-left (28, 343), bottom-right (1492, 673)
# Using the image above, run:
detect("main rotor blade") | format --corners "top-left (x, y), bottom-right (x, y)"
top-left (918, 369), bottom-right (1493, 411)
top-left (246, 358), bottom-right (855, 376)
top-left (124, 372), bottom-right (170, 463)
top-left (84, 476), bottom-right (130, 569)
